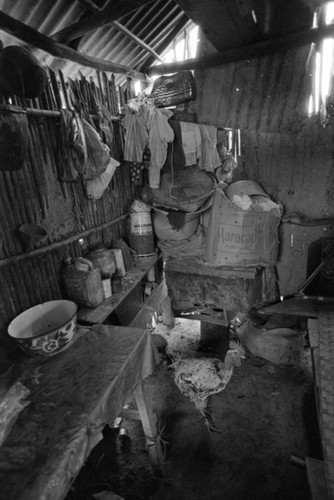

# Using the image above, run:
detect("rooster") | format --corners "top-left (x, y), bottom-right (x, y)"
top-left (169, 340), bottom-right (245, 431)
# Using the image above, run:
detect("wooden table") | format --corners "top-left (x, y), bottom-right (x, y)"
top-left (0, 325), bottom-right (162, 500)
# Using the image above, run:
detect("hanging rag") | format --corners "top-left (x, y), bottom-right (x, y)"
top-left (58, 109), bottom-right (87, 181)
top-left (148, 108), bottom-right (174, 189)
top-left (199, 124), bottom-right (221, 172)
top-left (85, 156), bottom-right (120, 199)
top-left (180, 122), bottom-right (202, 167)
top-left (122, 104), bottom-right (149, 163)
top-left (82, 118), bottom-right (111, 179)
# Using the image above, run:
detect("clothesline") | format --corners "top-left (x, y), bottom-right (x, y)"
top-left (122, 98), bottom-right (223, 189)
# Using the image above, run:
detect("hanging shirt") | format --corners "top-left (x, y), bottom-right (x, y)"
top-left (199, 124), bottom-right (221, 172)
top-left (122, 104), bottom-right (149, 163)
top-left (180, 121), bottom-right (202, 167)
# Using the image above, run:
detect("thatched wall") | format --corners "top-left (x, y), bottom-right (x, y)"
top-left (0, 70), bottom-right (134, 342)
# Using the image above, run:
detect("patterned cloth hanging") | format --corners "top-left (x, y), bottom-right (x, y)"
top-left (129, 161), bottom-right (143, 185)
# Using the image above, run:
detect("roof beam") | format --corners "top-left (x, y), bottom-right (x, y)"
top-left (74, 0), bottom-right (164, 63)
top-left (51, 0), bottom-right (155, 44)
top-left (0, 10), bottom-right (145, 79)
top-left (141, 13), bottom-right (189, 72)
top-left (146, 22), bottom-right (334, 75)
top-left (112, 20), bottom-right (164, 63)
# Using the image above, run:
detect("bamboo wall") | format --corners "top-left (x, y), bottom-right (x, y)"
top-left (195, 44), bottom-right (334, 296)
top-left (0, 69), bottom-right (134, 344)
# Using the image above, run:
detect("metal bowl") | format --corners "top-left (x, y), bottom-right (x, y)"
top-left (225, 180), bottom-right (268, 200)
top-left (8, 300), bottom-right (78, 357)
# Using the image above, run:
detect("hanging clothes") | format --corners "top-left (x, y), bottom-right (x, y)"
top-left (148, 108), bottom-right (174, 189)
top-left (122, 104), bottom-right (149, 163)
top-left (180, 121), bottom-right (202, 167)
top-left (199, 124), bottom-right (221, 172)
top-left (164, 120), bottom-right (186, 171)
top-left (129, 161), bottom-right (144, 185)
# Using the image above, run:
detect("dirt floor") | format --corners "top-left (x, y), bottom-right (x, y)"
top-left (66, 318), bottom-right (322, 500)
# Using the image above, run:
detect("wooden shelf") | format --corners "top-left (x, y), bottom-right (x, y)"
top-left (78, 254), bottom-right (159, 325)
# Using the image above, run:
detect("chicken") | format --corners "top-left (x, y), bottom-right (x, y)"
top-left (169, 340), bottom-right (245, 431)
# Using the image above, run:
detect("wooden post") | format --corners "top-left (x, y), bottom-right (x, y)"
top-left (160, 295), bottom-right (175, 328)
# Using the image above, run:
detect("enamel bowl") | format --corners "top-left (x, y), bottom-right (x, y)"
top-left (8, 300), bottom-right (78, 357)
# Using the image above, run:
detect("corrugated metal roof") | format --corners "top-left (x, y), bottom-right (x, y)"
top-left (0, 0), bottom-right (189, 85)
top-left (0, 0), bottom-right (315, 87)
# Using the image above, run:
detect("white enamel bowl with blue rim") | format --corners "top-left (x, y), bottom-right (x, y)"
top-left (8, 300), bottom-right (78, 357)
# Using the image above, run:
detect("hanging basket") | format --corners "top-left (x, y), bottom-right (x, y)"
top-left (151, 71), bottom-right (196, 108)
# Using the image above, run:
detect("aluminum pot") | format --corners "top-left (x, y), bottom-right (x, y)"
top-left (87, 248), bottom-right (116, 277)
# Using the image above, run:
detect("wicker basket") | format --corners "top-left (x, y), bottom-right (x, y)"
top-left (151, 71), bottom-right (196, 108)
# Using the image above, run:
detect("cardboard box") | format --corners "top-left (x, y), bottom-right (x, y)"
top-left (205, 188), bottom-right (281, 267)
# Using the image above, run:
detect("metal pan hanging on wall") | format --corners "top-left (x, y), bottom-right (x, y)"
top-left (0, 105), bottom-right (29, 171)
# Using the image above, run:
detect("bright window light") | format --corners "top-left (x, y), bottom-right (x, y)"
top-left (326, 2), bottom-right (334, 23)
top-left (315, 50), bottom-right (321, 113)
top-left (175, 38), bottom-right (185, 61)
top-left (309, 2), bottom-right (334, 115)
top-left (188, 25), bottom-right (199, 59)
top-left (321, 38), bottom-right (334, 101)
top-left (134, 80), bottom-right (142, 96)
top-left (154, 21), bottom-right (199, 68)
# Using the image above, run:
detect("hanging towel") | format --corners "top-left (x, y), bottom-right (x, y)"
top-left (180, 122), bottom-right (202, 167)
top-left (148, 108), bottom-right (174, 189)
top-left (199, 124), bottom-right (221, 172)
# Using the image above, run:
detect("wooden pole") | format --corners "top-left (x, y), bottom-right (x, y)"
top-left (112, 21), bottom-right (164, 63)
top-left (0, 213), bottom-right (129, 267)
top-left (0, 10), bottom-right (146, 80)
top-left (74, 0), bottom-right (164, 63)
top-left (146, 22), bottom-right (334, 75)
top-left (25, 107), bottom-right (121, 120)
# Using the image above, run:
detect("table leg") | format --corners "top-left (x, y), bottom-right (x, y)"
top-left (160, 295), bottom-right (175, 327)
top-left (134, 381), bottom-right (164, 470)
